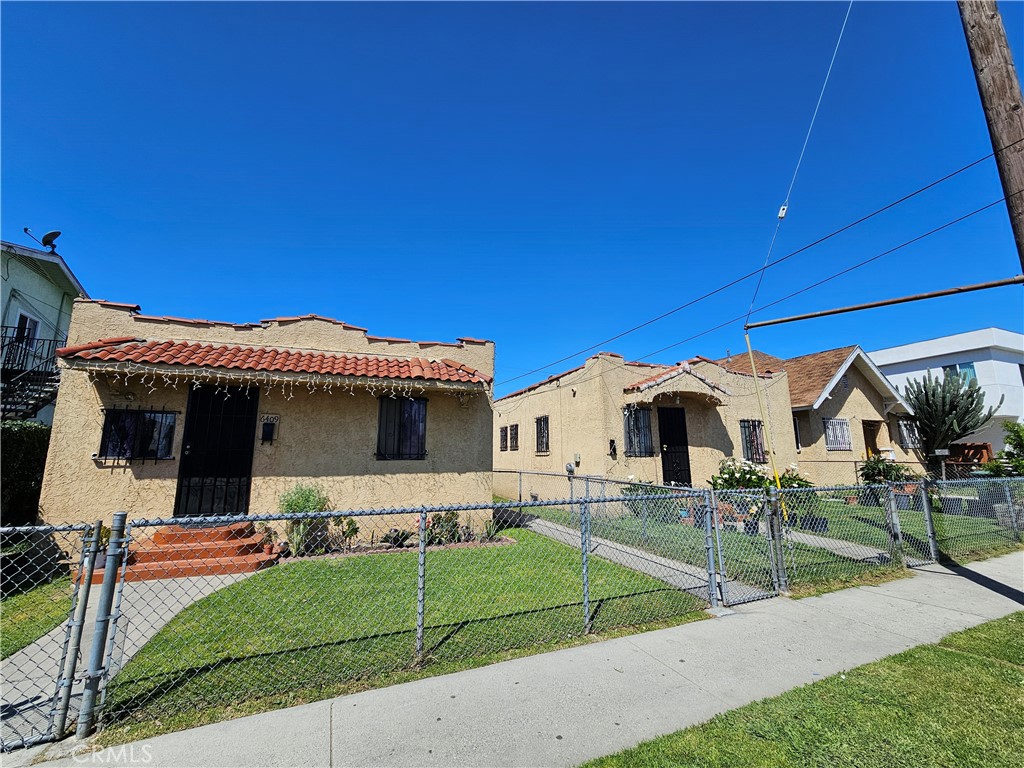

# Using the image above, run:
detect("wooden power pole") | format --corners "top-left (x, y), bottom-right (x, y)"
top-left (958, 0), bottom-right (1024, 271)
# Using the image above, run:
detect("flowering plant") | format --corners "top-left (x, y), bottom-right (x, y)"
top-left (709, 458), bottom-right (771, 490)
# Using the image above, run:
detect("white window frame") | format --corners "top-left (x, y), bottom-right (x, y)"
top-left (823, 418), bottom-right (852, 452)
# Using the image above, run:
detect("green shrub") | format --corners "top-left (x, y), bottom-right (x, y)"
top-left (1, 421), bottom-right (51, 527)
top-left (278, 483), bottom-right (332, 556)
top-left (778, 467), bottom-right (814, 488)
top-left (858, 454), bottom-right (918, 484)
top-left (426, 510), bottom-right (460, 545)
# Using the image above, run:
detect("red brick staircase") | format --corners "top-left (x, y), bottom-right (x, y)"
top-left (89, 522), bottom-right (278, 583)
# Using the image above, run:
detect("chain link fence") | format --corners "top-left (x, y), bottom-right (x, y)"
top-left (2, 473), bottom-right (1021, 752)
top-left (98, 494), bottom-right (709, 736)
top-left (1, 523), bottom-right (98, 751)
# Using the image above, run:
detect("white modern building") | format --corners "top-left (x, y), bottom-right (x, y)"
top-left (868, 328), bottom-right (1024, 452)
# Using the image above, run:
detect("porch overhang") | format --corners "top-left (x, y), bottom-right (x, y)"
top-left (624, 361), bottom-right (730, 407)
top-left (57, 337), bottom-right (491, 396)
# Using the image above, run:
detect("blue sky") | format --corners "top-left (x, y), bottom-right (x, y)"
top-left (3, 1), bottom-right (1022, 396)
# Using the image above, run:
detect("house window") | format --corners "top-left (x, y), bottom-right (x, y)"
top-left (793, 415), bottom-right (802, 452)
top-left (376, 397), bottom-right (427, 460)
top-left (823, 418), bottom-right (853, 451)
top-left (499, 426), bottom-right (508, 452)
top-left (99, 410), bottom-right (176, 460)
top-left (897, 418), bottom-right (921, 449)
top-left (509, 424), bottom-right (519, 451)
top-left (942, 362), bottom-right (977, 383)
top-left (14, 313), bottom-right (40, 345)
top-left (623, 407), bottom-right (654, 457)
top-left (740, 419), bottom-right (767, 464)
top-left (535, 416), bottom-right (550, 453)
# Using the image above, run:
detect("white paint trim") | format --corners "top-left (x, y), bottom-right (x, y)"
top-left (810, 347), bottom-right (913, 415)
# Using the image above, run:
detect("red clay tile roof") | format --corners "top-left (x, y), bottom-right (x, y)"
top-left (58, 339), bottom-right (491, 385)
top-left (77, 299), bottom-right (141, 311)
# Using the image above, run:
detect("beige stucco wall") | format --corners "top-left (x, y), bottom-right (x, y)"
top-left (39, 302), bottom-right (495, 526)
top-left (792, 361), bottom-right (926, 486)
top-left (493, 354), bottom-right (799, 493)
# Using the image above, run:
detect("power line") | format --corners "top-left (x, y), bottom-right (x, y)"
top-left (495, 137), bottom-right (1023, 388)
top-left (746, 0), bottom-right (855, 324)
top-left (496, 192), bottom-right (1013, 402)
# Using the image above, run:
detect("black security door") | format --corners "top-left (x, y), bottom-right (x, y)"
top-left (657, 407), bottom-right (692, 486)
top-left (174, 384), bottom-right (259, 517)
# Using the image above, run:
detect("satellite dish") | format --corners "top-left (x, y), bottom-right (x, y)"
top-left (41, 231), bottom-right (62, 251)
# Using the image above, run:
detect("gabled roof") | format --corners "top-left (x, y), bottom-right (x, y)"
top-left (57, 338), bottom-right (491, 385)
top-left (1, 241), bottom-right (89, 298)
top-left (716, 345), bottom-right (911, 413)
top-left (624, 360), bottom-right (730, 397)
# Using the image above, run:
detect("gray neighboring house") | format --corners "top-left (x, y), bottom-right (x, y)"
top-left (868, 328), bottom-right (1024, 453)
top-left (1, 240), bottom-right (89, 423)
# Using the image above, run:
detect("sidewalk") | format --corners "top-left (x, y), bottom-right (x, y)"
top-left (16, 551), bottom-right (1023, 768)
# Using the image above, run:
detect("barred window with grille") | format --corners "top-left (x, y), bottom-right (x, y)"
top-left (897, 418), bottom-right (921, 449)
top-left (623, 407), bottom-right (654, 457)
top-left (376, 397), bottom-right (427, 460)
top-left (509, 424), bottom-right (519, 451)
top-left (823, 417), bottom-right (852, 451)
top-left (99, 410), bottom-right (176, 460)
top-left (739, 419), bottom-right (767, 463)
top-left (535, 416), bottom-right (550, 453)
top-left (499, 426), bottom-right (508, 451)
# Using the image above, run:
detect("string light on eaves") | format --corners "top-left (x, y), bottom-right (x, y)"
top-left (74, 362), bottom-right (485, 404)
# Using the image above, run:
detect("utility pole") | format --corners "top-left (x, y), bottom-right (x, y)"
top-left (958, 0), bottom-right (1024, 271)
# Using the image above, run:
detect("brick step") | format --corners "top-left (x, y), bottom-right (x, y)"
top-left (130, 534), bottom-right (268, 563)
top-left (85, 553), bottom-right (278, 583)
top-left (151, 522), bottom-right (257, 546)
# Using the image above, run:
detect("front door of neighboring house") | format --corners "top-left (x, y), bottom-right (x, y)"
top-left (4, 312), bottom-right (41, 370)
top-left (658, 407), bottom-right (692, 486)
top-left (863, 421), bottom-right (882, 457)
top-left (174, 384), bottom-right (259, 518)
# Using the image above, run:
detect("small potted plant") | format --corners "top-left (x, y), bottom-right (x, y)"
top-left (257, 523), bottom-right (277, 555)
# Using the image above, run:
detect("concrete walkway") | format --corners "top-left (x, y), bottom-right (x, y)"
top-left (13, 551), bottom-right (1024, 768)
top-left (525, 516), bottom-right (713, 596)
top-left (1, 573), bottom-right (251, 750)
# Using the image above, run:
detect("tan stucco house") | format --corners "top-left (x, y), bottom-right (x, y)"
top-left (40, 299), bottom-right (494, 525)
top-left (492, 351), bottom-right (798, 498)
top-left (716, 346), bottom-right (925, 485)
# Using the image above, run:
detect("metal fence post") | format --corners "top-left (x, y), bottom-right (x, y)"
top-left (76, 512), bottom-right (127, 739)
top-left (1001, 479), bottom-right (1020, 539)
top-left (769, 487), bottom-right (790, 594)
top-left (53, 521), bottom-right (102, 738)
top-left (920, 481), bottom-right (940, 561)
top-left (581, 493), bottom-right (591, 633)
top-left (518, 472), bottom-right (523, 504)
top-left (885, 485), bottom-right (907, 566)
top-left (702, 491), bottom-right (720, 608)
top-left (710, 489), bottom-right (731, 605)
top-left (584, 478), bottom-right (592, 551)
top-left (416, 509), bottom-right (427, 663)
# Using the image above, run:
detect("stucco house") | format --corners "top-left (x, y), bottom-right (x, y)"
top-left (869, 328), bottom-right (1024, 453)
top-left (40, 299), bottom-right (494, 526)
top-left (716, 346), bottom-right (923, 485)
top-left (1, 239), bottom-right (89, 422)
top-left (492, 351), bottom-right (798, 498)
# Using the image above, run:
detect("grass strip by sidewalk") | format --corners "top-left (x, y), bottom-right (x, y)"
top-left (584, 611), bottom-right (1024, 768)
top-left (0, 576), bottom-right (72, 659)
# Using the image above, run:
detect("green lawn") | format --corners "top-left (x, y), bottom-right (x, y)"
top-left (0, 576), bottom-right (72, 659)
top-left (584, 611), bottom-right (1024, 768)
top-left (100, 528), bottom-right (707, 743)
top-left (779, 491), bottom-right (1021, 563)
top-left (529, 502), bottom-right (906, 598)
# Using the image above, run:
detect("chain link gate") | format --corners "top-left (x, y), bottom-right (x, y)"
top-left (0, 522), bottom-right (99, 751)
top-left (708, 489), bottom-right (780, 605)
